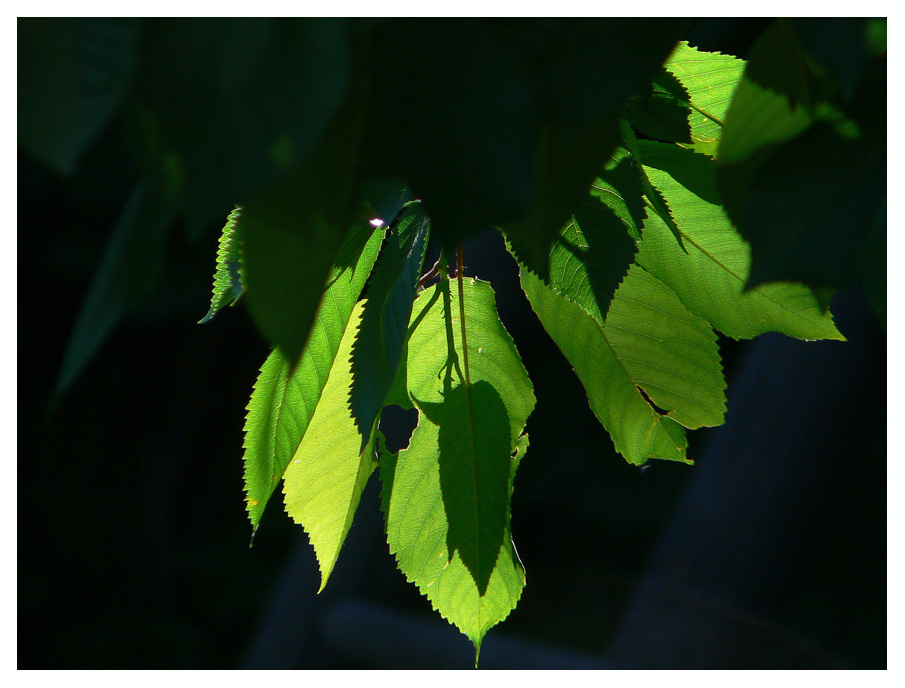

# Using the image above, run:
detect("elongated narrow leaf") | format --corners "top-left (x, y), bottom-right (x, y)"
top-left (243, 224), bottom-right (384, 527)
top-left (282, 301), bottom-right (377, 591)
top-left (199, 206), bottom-right (244, 323)
top-left (634, 141), bottom-right (844, 341)
top-left (382, 279), bottom-right (535, 657)
top-left (521, 268), bottom-right (697, 465)
top-left (52, 183), bottom-right (172, 405)
top-left (350, 203), bottom-right (429, 444)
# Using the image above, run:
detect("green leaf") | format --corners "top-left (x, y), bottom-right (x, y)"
top-left (242, 83), bottom-right (367, 367)
top-left (503, 19), bottom-right (684, 277)
top-left (52, 183), bottom-right (172, 405)
top-left (634, 141), bottom-right (845, 341)
top-left (350, 204), bottom-right (430, 444)
top-left (199, 206), bottom-right (244, 324)
top-left (542, 152), bottom-right (640, 321)
top-left (521, 266), bottom-right (720, 465)
top-left (18, 18), bottom-right (140, 175)
top-left (242, 224), bottom-right (383, 527)
top-left (622, 69), bottom-right (693, 144)
top-left (663, 41), bottom-right (745, 153)
top-left (382, 278), bottom-right (534, 657)
top-left (282, 301), bottom-right (378, 591)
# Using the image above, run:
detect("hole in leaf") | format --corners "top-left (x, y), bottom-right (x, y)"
top-left (637, 385), bottom-right (669, 416)
top-left (379, 404), bottom-right (419, 453)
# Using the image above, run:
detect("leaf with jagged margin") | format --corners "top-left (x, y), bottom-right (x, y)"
top-left (350, 203), bottom-right (429, 445)
top-left (51, 182), bottom-right (173, 407)
top-left (282, 301), bottom-right (378, 591)
top-left (520, 267), bottom-right (695, 465)
top-left (663, 41), bottom-right (746, 156)
top-left (542, 166), bottom-right (639, 323)
top-left (199, 206), bottom-right (244, 323)
top-left (243, 224), bottom-right (384, 527)
top-left (622, 123), bottom-right (685, 251)
top-left (634, 141), bottom-right (844, 341)
top-left (622, 68), bottom-right (693, 144)
top-left (382, 279), bottom-right (535, 660)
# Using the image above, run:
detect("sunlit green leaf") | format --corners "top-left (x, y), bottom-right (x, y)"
top-left (199, 206), bottom-right (244, 323)
top-left (282, 301), bottom-right (378, 591)
top-left (635, 141), bottom-right (844, 340)
top-left (243, 224), bottom-right (383, 527)
top-left (522, 264), bottom-right (725, 464)
top-left (382, 278), bottom-right (534, 658)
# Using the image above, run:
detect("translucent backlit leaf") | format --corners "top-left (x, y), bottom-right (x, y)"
top-left (634, 141), bottom-right (844, 341)
top-left (242, 224), bottom-right (383, 527)
top-left (282, 301), bottom-right (378, 591)
top-left (382, 278), bottom-right (534, 658)
top-left (199, 206), bottom-right (244, 323)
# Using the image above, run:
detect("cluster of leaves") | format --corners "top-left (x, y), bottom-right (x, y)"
top-left (21, 18), bottom-right (885, 663)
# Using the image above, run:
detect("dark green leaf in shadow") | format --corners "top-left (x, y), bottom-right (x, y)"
top-left (350, 204), bottom-right (429, 445)
top-left (18, 18), bottom-right (140, 175)
top-left (365, 19), bottom-right (535, 245)
top-left (739, 122), bottom-right (886, 293)
top-left (623, 69), bottom-right (693, 144)
top-left (134, 18), bottom-right (350, 234)
top-left (51, 182), bottom-right (173, 406)
top-left (242, 82), bottom-right (367, 367)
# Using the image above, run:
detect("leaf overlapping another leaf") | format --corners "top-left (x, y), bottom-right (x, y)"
top-left (243, 224), bottom-right (384, 527)
top-left (350, 203), bottom-right (430, 445)
top-left (633, 141), bottom-right (844, 341)
top-left (282, 301), bottom-right (378, 591)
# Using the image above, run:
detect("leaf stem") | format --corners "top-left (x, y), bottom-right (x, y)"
top-left (457, 245), bottom-right (472, 388)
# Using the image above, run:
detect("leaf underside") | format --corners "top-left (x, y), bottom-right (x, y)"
top-left (199, 205), bottom-right (244, 324)
top-left (243, 224), bottom-right (384, 527)
top-left (382, 278), bottom-right (535, 658)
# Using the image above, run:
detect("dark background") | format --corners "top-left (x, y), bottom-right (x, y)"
top-left (18, 18), bottom-right (886, 668)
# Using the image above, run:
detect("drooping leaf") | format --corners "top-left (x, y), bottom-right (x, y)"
top-left (382, 278), bottom-right (535, 657)
top-left (242, 81), bottom-right (367, 367)
top-left (18, 18), bottom-right (140, 175)
top-left (350, 204), bottom-right (429, 444)
top-left (134, 18), bottom-right (351, 234)
top-left (635, 141), bottom-right (845, 341)
top-left (199, 206), bottom-right (244, 324)
top-left (521, 266), bottom-right (716, 465)
top-left (282, 301), bottom-right (378, 591)
top-left (243, 224), bottom-right (383, 527)
top-left (52, 183), bottom-right (172, 406)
